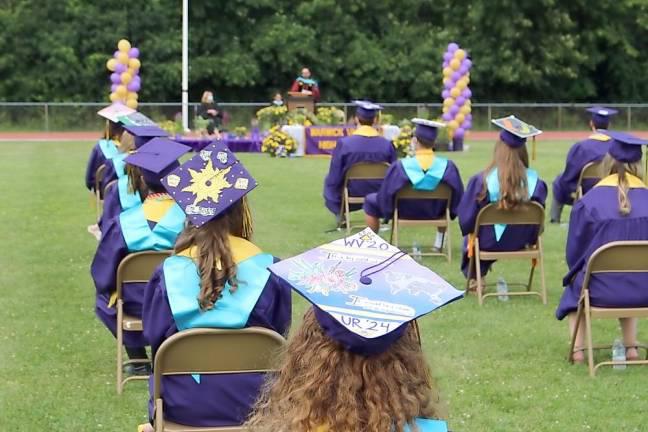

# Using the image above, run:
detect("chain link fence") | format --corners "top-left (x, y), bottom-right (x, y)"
top-left (1, 102), bottom-right (647, 132)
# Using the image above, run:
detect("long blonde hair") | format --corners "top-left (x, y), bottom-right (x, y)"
top-left (599, 154), bottom-right (644, 216)
top-left (478, 140), bottom-right (530, 209)
top-left (245, 309), bottom-right (444, 432)
top-left (173, 198), bottom-right (253, 310)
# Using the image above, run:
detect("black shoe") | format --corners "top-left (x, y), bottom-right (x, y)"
top-left (550, 219), bottom-right (560, 224)
top-left (124, 362), bottom-right (151, 376)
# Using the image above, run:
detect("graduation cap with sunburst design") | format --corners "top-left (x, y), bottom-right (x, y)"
top-left (162, 142), bottom-right (258, 227)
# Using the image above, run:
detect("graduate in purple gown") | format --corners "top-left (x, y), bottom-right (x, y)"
top-left (550, 107), bottom-right (618, 223)
top-left (457, 116), bottom-right (547, 287)
top-left (140, 143), bottom-right (291, 430)
top-left (557, 132), bottom-right (648, 363)
top-left (323, 100), bottom-right (397, 221)
top-left (364, 118), bottom-right (464, 249)
top-left (92, 139), bottom-right (191, 374)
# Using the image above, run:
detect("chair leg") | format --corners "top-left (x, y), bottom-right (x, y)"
top-left (465, 253), bottom-right (475, 292)
top-left (391, 211), bottom-right (399, 247)
top-left (568, 302), bottom-right (584, 363)
top-left (584, 294), bottom-right (596, 377)
top-left (538, 238), bottom-right (547, 305)
top-left (526, 263), bottom-right (536, 292)
top-left (446, 220), bottom-right (452, 264)
top-left (475, 239), bottom-right (484, 306)
top-left (116, 300), bottom-right (123, 395)
top-left (344, 191), bottom-right (351, 235)
top-left (155, 398), bottom-right (164, 432)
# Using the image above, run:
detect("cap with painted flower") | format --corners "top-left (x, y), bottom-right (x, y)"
top-left (491, 115), bottom-right (542, 148)
top-left (162, 142), bottom-right (258, 227)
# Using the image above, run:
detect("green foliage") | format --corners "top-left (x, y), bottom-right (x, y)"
top-left (1, 0), bottom-right (647, 102)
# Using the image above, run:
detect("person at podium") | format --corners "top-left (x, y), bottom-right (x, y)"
top-left (290, 67), bottom-right (320, 102)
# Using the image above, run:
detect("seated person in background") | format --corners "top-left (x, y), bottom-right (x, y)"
top-left (140, 144), bottom-right (291, 430)
top-left (550, 106), bottom-right (618, 223)
top-left (91, 139), bottom-right (190, 375)
top-left (198, 90), bottom-right (223, 135)
top-left (557, 132), bottom-right (648, 363)
top-left (457, 116), bottom-right (547, 289)
top-left (97, 132), bottom-right (142, 233)
top-left (271, 91), bottom-right (284, 106)
top-left (289, 67), bottom-right (320, 102)
top-left (364, 118), bottom-right (464, 249)
top-left (85, 118), bottom-right (124, 194)
top-left (323, 101), bottom-right (397, 223)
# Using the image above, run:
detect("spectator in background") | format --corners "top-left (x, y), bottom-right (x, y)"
top-left (290, 67), bottom-right (320, 102)
top-left (271, 92), bottom-right (284, 106)
top-left (198, 91), bottom-right (223, 136)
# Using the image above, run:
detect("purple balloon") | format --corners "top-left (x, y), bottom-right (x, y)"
top-left (459, 65), bottom-right (469, 75)
top-left (454, 127), bottom-right (465, 139)
top-left (463, 120), bottom-right (472, 129)
top-left (466, 114), bottom-right (473, 122)
top-left (127, 81), bottom-right (141, 92)
top-left (110, 72), bottom-right (121, 84)
top-left (442, 90), bottom-right (450, 99)
top-left (443, 52), bottom-right (453, 62)
top-left (448, 42), bottom-right (459, 52)
top-left (114, 50), bottom-right (120, 58)
top-left (462, 88), bottom-right (472, 99)
top-left (128, 47), bottom-right (140, 58)
top-left (464, 59), bottom-right (472, 69)
top-left (450, 105), bottom-right (459, 116)
top-left (451, 71), bottom-right (462, 82)
top-left (111, 84), bottom-right (118, 92)
top-left (442, 112), bottom-right (452, 122)
top-left (456, 96), bottom-right (466, 106)
top-left (115, 63), bottom-right (127, 73)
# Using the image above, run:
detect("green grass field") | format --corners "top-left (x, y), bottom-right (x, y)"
top-left (1, 139), bottom-right (646, 431)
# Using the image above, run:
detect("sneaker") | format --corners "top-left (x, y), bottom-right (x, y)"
top-left (124, 363), bottom-right (151, 376)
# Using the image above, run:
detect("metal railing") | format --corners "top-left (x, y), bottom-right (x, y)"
top-left (1, 102), bottom-right (647, 132)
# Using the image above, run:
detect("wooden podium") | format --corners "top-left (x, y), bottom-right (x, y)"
top-left (287, 92), bottom-right (315, 113)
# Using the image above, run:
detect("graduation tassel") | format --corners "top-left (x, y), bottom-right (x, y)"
top-left (532, 136), bottom-right (537, 161)
top-left (104, 120), bottom-right (109, 140)
top-left (241, 197), bottom-right (254, 240)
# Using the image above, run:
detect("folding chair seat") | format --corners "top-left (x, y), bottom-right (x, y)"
top-left (340, 162), bottom-right (390, 235)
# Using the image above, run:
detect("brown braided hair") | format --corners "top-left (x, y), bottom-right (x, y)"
top-left (600, 154), bottom-right (644, 216)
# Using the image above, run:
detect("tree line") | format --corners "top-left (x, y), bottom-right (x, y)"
top-left (1, 0), bottom-right (646, 103)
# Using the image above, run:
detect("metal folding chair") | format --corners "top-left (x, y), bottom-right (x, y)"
top-left (340, 162), bottom-right (390, 234)
top-left (574, 161), bottom-right (602, 201)
top-left (94, 164), bottom-right (107, 217)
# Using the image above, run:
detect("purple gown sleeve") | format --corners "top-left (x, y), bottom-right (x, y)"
top-left (556, 144), bottom-right (586, 194)
top-left (98, 183), bottom-right (120, 231)
top-left (531, 179), bottom-right (548, 206)
top-left (443, 161), bottom-right (465, 219)
top-left (457, 174), bottom-right (484, 236)
top-left (324, 142), bottom-right (346, 199)
top-left (387, 143), bottom-right (397, 163)
top-left (101, 163), bottom-right (118, 192)
top-left (85, 144), bottom-right (105, 191)
top-left (247, 274), bottom-right (292, 336)
top-left (562, 201), bottom-right (596, 285)
top-left (91, 218), bottom-right (128, 296)
top-left (143, 266), bottom-right (177, 357)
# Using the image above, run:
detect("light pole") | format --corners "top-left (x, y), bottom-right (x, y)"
top-left (182, 0), bottom-right (189, 131)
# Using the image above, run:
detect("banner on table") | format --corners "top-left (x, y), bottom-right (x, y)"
top-left (305, 126), bottom-right (354, 155)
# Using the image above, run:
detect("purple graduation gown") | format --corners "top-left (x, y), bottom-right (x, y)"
top-left (556, 179), bottom-right (648, 320)
top-left (552, 133), bottom-right (611, 205)
top-left (97, 181), bottom-right (143, 232)
top-left (91, 199), bottom-right (183, 348)
top-left (85, 143), bottom-right (107, 191)
top-left (323, 127), bottom-right (397, 215)
top-left (142, 250), bottom-right (291, 427)
top-left (363, 156), bottom-right (464, 220)
top-left (457, 172), bottom-right (548, 277)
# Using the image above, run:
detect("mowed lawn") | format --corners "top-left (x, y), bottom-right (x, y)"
top-left (0, 138), bottom-right (646, 432)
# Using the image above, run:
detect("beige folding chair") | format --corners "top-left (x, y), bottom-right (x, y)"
top-left (574, 161), bottom-right (602, 200)
top-left (95, 164), bottom-right (107, 217)
top-left (389, 184), bottom-right (453, 263)
top-left (568, 241), bottom-right (648, 376)
top-left (116, 250), bottom-right (172, 394)
top-left (340, 162), bottom-right (390, 234)
top-left (152, 327), bottom-right (286, 432)
top-left (465, 202), bottom-right (547, 305)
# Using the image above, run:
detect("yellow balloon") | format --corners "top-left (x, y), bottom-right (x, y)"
top-left (442, 77), bottom-right (450, 86)
top-left (456, 113), bottom-right (465, 124)
top-left (121, 72), bottom-right (133, 84)
top-left (106, 58), bottom-right (117, 71)
top-left (116, 85), bottom-right (127, 97)
top-left (442, 106), bottom-right (449, 114)
top-left (127, 91), bottom-right (138, 100)
top-left (448, 120), bottom-right (459, 130)
top-left (118, 39), bottom-right (131, 52)
top-left (443, 97), bottom-right (454, 107)
top-left (457, 80), bottom-right (467, 90)
top-left (128, 58), bottom-right (141, 70)
top-left (460, 105), bottom-right (471, 115)
top-left (443, 67), bottom-right (452, 77)
top-left (450, 87), bottom-right (460, 98)
top-left (126, 98), bottom-right (138, 109)
top-left (117, 52), bottom-right (129, 64)
top-left (109, 92), bottom-right (119, 102)
top-left (455, 49), bottom-right (466, 60)
top-left (450, 58), bottom-right (460, 70)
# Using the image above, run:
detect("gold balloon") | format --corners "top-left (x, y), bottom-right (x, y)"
top-left (118, 39), bottom-right (131, 52)
top-left (443, 77), bottom-right (450, 86)
top-left (455, 49), bottom-right (466, 60)
top-left (457, 80), bottom-right (467, 90)
top-left (443, 67), bottom-right (452, 77)
top-left (448, 120), bottom-right (459, 130)
top-left (450, 58), bottom-right (460, 70)
top-left (121, 72), bottom-right (133, 85)
top-left (456, 113), bottom-right (465, 124)
top-left (106, 58), bottom-right (117, 71)
top-left (443, 98), bottom-right (454, 107)
top-left (116, 85), bottom-right (127, 97)
top-left (450, 87), bottom-right (460, 98)
top-left (128, 58), bottom-right (141, 70)
top-left (126, 98), bottom-right (138, 109)
top-left (127, 91), bottom-right (138, 100)
top-left (117, 52), bottom-right (129, 64)
top-left (460, 105), bottom-right (471, 115)
top-left (109, 92), bottom-right (119, 102)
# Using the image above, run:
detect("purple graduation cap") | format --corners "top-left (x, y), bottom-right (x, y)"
top-left (117, 111), bottom-right (169, 148)
top-left (124, 137), bottom-right (191, 187)
top-left (586, 106), bottom-right (618, 129)
top-left (606, 131), bottom-right (648, 163)
top-left (491, 115), bottom-right (542, 148)
top-left (353, 100), bottom-right (383, 120)
top-left (269, 228), bottom-right (464, 356)
top-left (97, 102), bottom-right (135, 122)
top-left (412, 118), bottom-right (446, 142)
top-left (162, 142), bottom-right (258, 227)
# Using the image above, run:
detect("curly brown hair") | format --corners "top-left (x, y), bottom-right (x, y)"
top-left (174, 199), bottom-right (252, 311)
top-left (245, 308), bottom-right (444, 432)
top-left (478, 139), bottom-right (530, 210)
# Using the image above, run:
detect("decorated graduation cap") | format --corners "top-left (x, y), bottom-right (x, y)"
top-left (354, 100), bottom-right (383, 120)
top-left (162, 142), bottom-right (258, 228)
top-left (270, 228), bottom-right (463, 356)
top-left (117, 111), bottom-right (169, 147)
top-left (124, 137), bottom-right (191, 187)
top-left (586, 106), bottom-right (618, 128)
top-left (97, 102), bottom-right (136, 123)
top-left (491, 115), bottom-right (542, 149)
top-left (412, 118), bottom-right (446, 142)
top-left (606, 131), bottom-right (648, 163)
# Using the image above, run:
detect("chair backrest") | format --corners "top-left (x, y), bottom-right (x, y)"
top-left (474, 201), bottom-right (545, 233)
top-left (582, 241), bottom-right (648, 290)
top-left (344, 162), bottom-right (390, 185)
top-left (104, 179), bottom-right (117, 197)
top-left (153, 327), bottom-right (286, 400)
top-left (395, 183), bottom-right (452, 202)
top-left (95, 164), bottom-right (107, 192)
top-left (579, 161), bottom-right (602, 181)
top-left (116, 250), bottom-right (172, 299)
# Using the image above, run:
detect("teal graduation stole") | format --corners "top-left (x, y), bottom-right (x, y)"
top-left (401, 156), bottom-right (449, 191)
top-left (296, 77), bottom-right (317, 86)
top-left (112, 153), bottom-right (128, 179)
top-left (403, 418), bottom-right (448, 432)
top-left (486, 168), bottom-right (539, 242)
top-left (117, 176), bottom-right (142, 211)
top-left (119, 203), bottom-right (186, 252)
top-left (163, 252), bottom-right (273, 383)
top-left (98, 139), bottom-right (119, 160)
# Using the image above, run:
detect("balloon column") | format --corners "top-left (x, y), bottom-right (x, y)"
top-left (441, 42), bottom-right (472, 148)
top-left (106, 39), bottom-right (141, 109)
